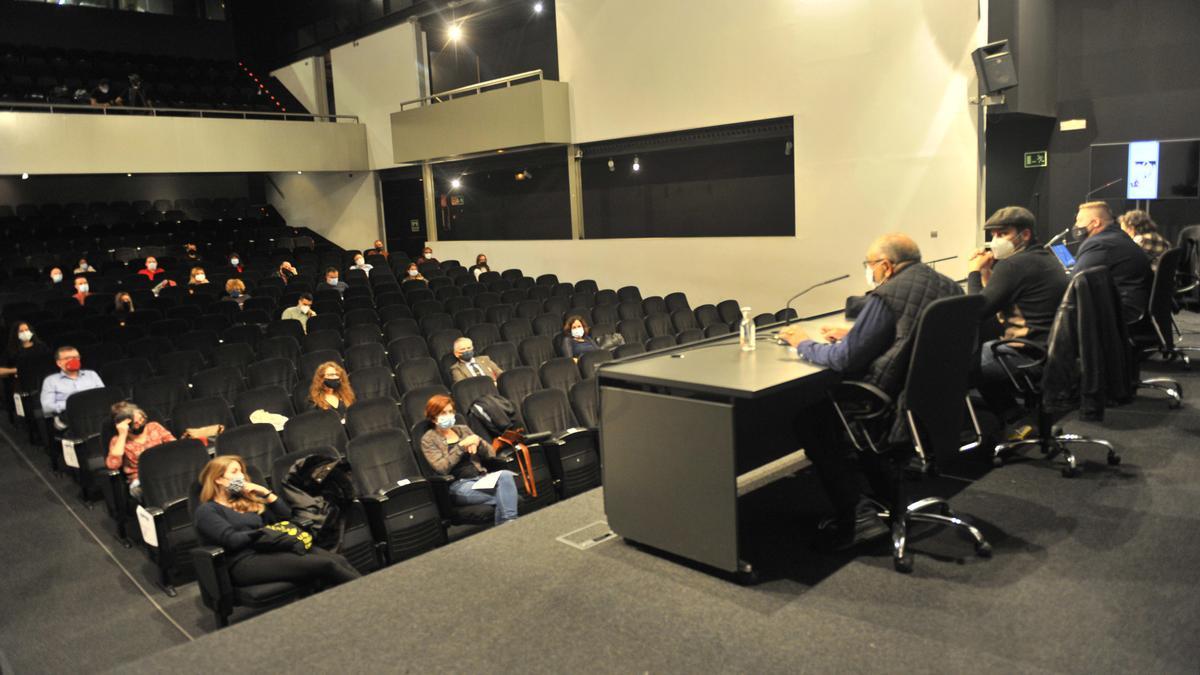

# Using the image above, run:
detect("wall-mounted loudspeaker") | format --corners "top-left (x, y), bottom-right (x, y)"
top-left (972, 40), bottom-right (1018, 95)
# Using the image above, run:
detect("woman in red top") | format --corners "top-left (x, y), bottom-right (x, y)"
top-left (106, 402), bottom-right (176, 499)
top-left (137, 256), bottom-right (165, 281)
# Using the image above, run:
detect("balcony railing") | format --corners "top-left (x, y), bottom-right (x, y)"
top-left (0, 101), bottom-right (359, 123)
top-left (398, 70), bottom-right (544, 111)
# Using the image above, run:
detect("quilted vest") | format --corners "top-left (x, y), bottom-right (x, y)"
top-left (864, 262), bottom-right (963, 396)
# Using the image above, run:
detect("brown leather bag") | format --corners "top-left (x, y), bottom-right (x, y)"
top-left (492, 429), bottom-right (537, 497)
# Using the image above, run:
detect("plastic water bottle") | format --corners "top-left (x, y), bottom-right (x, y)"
top-left (739, 307), bottom-right (756, 351)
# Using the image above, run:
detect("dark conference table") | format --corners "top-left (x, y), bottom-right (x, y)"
top-left (597, 319), bottom-right (843, 577)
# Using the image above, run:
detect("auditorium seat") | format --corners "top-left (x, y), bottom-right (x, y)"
top-left (427, 329), bottom-right (463, 360)
top-left (350, 365), bottom-right (400, 402)
top-left (298, 350), bottom-right (342, 383)
top-left (190, 365), bottom-right (245, 408)
top-left (451, 375), bottom-right (499, 416)
top-left (232, 386), bottom-right (294, 427)
top-left (132, 375), bottom-right (190, 430)
top-left (247, 357), bottom-right (298, 392)
top-left (213, 342), bottom-right (256, 375)
top-left (343, 324), bottom-right (384, 349)
top-left (569, 378), bottom-right (599, 428)
top-left (716, 300), bottom-right (742, 327)
top-left (577, 350), bottom-right (613, 379)
top-left (539, 357), bottom-right (581, 393)
top-left (532, 313), bottom-right (561, 337)
top-left (400, 384), bottom-right (450, 430)
top-left (613, 343), bottom-right (646, 359)
top-left (396, 357), bottom-right (444, 394)
top-left (466, 323), bottom-right (501, 352)
top-left (170, 396), bottom-right (235, 438)
top-left (482, 341), bottom-right (520, 373)
top-left (345, 342), bottom-right (388, 372)
top-left (62, 386), bottom-right (127, 501)
top-left (452, 308), bottom-right (485, 332)
top-left (281, 409), bottom-right (347, 456)
top-left (521, 389), bottom-right (601, 498)
top-left (345, 397), bottom-right (404, 440)
top-left (99, 357), bottom-right (154, 398)
top-left (137, 438), bottom-right (210, 596)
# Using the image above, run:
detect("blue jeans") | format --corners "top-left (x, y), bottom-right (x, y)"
top-left (448, 470), bottom-right (519, 524)
top-left (977, 340), bottom-right (1038, 417)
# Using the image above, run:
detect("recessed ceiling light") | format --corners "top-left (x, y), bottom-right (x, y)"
top-left (448, 24), bottom-right (463, 41)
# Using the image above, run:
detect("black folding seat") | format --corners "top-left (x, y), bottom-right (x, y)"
top-left (378, 304), bottom-right (414, 324)
top-left (435, 285), bottom-right (463, 302)
top-left (266, 319), bottom-right (306, 344)
top-left (646, 335), bottom-right (676, 351)
top-left (311, 299), bottom-right (343, 318)
top-left (539, 356), bottom-right (581, 394)
top-left (343, 296), bottom-right (375, 313)
top-left (453, 308), bottom-right (485, 332)
top-left (427, 276), bottom-right (452, 291)
top-left (694, 304), bottom-right (721, 329)
top-left (500, 289), bottom-right (526, 305)
top-left (532, 313), bottom-right (561, 337)
top-left (345, 397), bottom-right (404, 439)
top-left (670, 309), bottom-right (699, 333)
top-left (472, 292), bottom-right (501, 311)
top-left (244, 296), bottom-right (278, 315)
top-left (153, 348), bottom-right (205, 380)
top-left (497, 366), bottom-right (542, 419)
top-left (170, 396), bottom-right (234, 439)
top-left (543, 296), bottom-right (569, 317)
top-left (444, 295), bottom-right (474, 315)
top-left (269, 447), bottom-right (380, 574)
top-left (578, 349), bottom-right (614, 379)
top-left (343, 324), bottom-right (383, 349)
top-left (132, 376), bottom-right (190, 429)
top-left (191, 365), bottom-right (246, 408)
top-left (451, 375), bottom-right (499, 414)
top-left (342, 308), bottom-right (378, 328)
top-left (396, 357), bottom-right (444, 393)
top-left (642, 296), bottom-right (668, 317)
top-left (427, 328), bottom-right (463, 359)
top-left (536, 274), bottom-right (558, 287)
top-left (80, 342), bottom-right (126, 371)
top-left (98, 357), bottom-right (154, 398)
top-left (62, 386), bottom-right (126, 501)
top-left (247, 357), bottom-right (298, 393)
top-left (501, 318), bottom-right (534, 344)
top-left (213, 342), bottom-right (256, 375)
top-left (303, 329), bottom-right (343, 356)
top-left (642, 313), bottom-right (673, 339)
top-left (522, 389), bottom-right (601, 498)
top-left (384, 317), bottom-right (420, 343)
top-left (775, 308), bottom-right (798, 322)
top-left (516, 299), bottom-right (543, 319)
top-left (221, 324), bottom-right (262, 350)
top-left (705, 324), bottom-right (732, 338)
top-left (519, 335), bottom-right (555, 368)
top-left (485, 278), bottom-right (512, 293)
top-left (407, 418), bottom-right (495, 526)
top-left (716, 299), bottom-right (742, 327)
top-left (174, 329), bottom-right (220, 362)
top-left (482, 341), bottom-right (520, 373)
top-left (376, 291), bottom-right (407, 310)
top-left (306, 314), bottom-right (343, 337)
top-left (617, 286), bottom-right (642, 303)
top-left (594, 289), bottom-right (618, 306)
top-left (466, 323), bottom-right (501, 352)
top-left (387, 335), bottom-right (430, 369)
top-left (419, 313), bottom-right (454, 337)
top-left (570, 291), bottom-right (595, 309)
top-left (500, 268), bottom-right (523, 282)
top-left (404, 286), bottom-right (434, 304)
top-left (256, 335), bottom-right (300, 365)
top-left (281, 409), bottom-right (347, 456)
top-left (346, 342), bottom-right (388, 372)
top-left (614, 343), bottom-right (647, 359)
top-left (550, 283), bottom-right (574, 299)
top-left (232, 385), bottom-right (295, 426)
top-left (151, 318), bottom-right (190, 337)
top-left (618, 318), bottom-right (648, 344)
top-left (346, 430), bottom-right (446, 565)
top-left (574, 279), bottom-right (599, 295)
top-left (664, 292), bottom-right (690, 313)
top-left (350, 365), bottom-right (399, 402)
top-left (569, 378), bottom-right (599, 428)
top-left (484, 303), bottom-right (513, 325)
top-left (400, 384), bottom-right (450, 430)
top-left (676, 328), bottom-right (705, 344)
top-left (137, 438), bottom-right (210, 596)
top-left (411, 299), bottom-right (444, 321)
top-left (591, 304), bottom-right (619, 327)
top-left (617, 300), bottom-right (644, 321)
top-left (298, 349), bottom-right (343, 383)
top-left (214, 422), bottom-right (284, 485)
top-left (753, 312), bottom-right (776, 327)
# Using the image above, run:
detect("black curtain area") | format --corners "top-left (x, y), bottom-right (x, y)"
top-left (433, 149), bottom-right (571, 241)
top-left (985, 114), bottom-right (1055, 237)
top-left (380, 166), bottom-right (429, 258)
top-left (582, 139), bottom-right (795, 239)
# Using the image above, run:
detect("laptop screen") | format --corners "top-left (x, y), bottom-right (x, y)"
top-left (1050, 243), bottom-right (1076, 270)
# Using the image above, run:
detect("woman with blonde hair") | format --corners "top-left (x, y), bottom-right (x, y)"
top-left (223, 278), bottom-right (249, 307)
top-left (188, 266), bottom-right (209, 286)
top-left (307, 361), bottom-right (356, 418)
top-left (193, 455), bottom-right (360, 588)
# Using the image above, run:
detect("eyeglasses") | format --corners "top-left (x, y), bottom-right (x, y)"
top-left (861, 258), bottom-right (887, 269)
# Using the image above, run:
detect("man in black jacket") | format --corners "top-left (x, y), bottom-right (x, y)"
top-left (1072, 201), bottom-right (1152, 323)
top-left (967, 206), bottom-right (1070, 418)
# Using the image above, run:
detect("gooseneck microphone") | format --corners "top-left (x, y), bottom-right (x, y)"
top-left (1085, 176), bottom-right (1124, 199)
top-left (1043, 228), bottom-right (1072, 249)
top-left (784, 274), bottom-right (851, 325)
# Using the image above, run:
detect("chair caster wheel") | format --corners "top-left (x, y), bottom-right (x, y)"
top-left (163, 585), bottom-right (178, 598)
top-left (1061, 466), bottom-right (1081, 478)
top-left (735, 568), bottom-right (759, 586)
top-left (893, 554), bottom-right (913, 573)
top-left (1168, 399), bottom-right (1182, 410)
top-left (1107, 453), bottom-right (1121, 466)
top-left (975, 541), bottom-right (993, 558)
top-left (991, 455), bottom-right (1005, 467)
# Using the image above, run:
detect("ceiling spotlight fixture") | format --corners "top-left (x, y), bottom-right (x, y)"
top-left (450, 178), bottom-right (462, 189)
top-left (533, 2), bottom-right (543, 13)
top-left (607, 158), bottom-right (615, 172)
top-left (632, 156), bottom-right (641, 172)
top-left (126, 173), bottom-right (133, 177)
top-left (448, 23), bottom-right (463, 41)
top-left (21, 172), bottom-right (29, 180)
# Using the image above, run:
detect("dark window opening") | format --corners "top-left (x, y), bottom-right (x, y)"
top-left (433, 147), bottom-right (570, 241)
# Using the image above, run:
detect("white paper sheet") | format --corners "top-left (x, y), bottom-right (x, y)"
top-left (12, 394), bottom-right (24, 418)
top-left (61, 438), bottom-right (79, 469)
top-left (471, 471), bottom-right (502, 491)
top-left (136, 506), bottom-right (158, 548)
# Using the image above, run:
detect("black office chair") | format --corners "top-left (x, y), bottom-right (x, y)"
top-left (345, 397), bottom-right (404, 439)
top-left (829, 294), bottom-right (991, 573)
top-left (522, 388), bottom-right (601, 498)
top-left (138, 438), bottom-right (210, 595)
top-left (346, 430), bottom-right (447, 565)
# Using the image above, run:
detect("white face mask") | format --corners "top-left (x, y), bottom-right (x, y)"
top-left (230, 258), bottom-right (239, 266)
top-left (99, 85), bottom-right (109, 94)
top-left (408, 269), bottom-right (419, 277)
top-left (864, 266), bottom-right (877, 290)
top-left (354, 258), bottom-right (364, 266)
top-left (327, 278), bottom-right (340, 287)
top-left (17, 330), bottom-right (33, 343)
top-left (299, 304), bottom-right (310, 314)
top-left (146, 262), bottom-right (157, 270)
top-left (51, 273), bottom-right (63, 283)
top-left (571, 327), bottom-right (585, 338)
top-left (989, 234), bottom-right (1018, 261)
top-left (195, 274), bottom-right (206, 282)
top-left (77, 283), bottom-right (89, 294)
top-left (424, 252), bottom-right (432, 258)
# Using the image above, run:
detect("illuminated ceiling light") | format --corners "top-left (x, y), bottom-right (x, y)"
top-left (632, 156), bottom-right (641, 172)
top-left (450, 178), bottom-right (462, 189)
top-left (497, 149), bottom-right (505, 153)
top-left (21, 172), bottom-right (29, 180)
top-left (297, 170), bottom-right (303, 175)
top-left (126, 173), bottom-right (133, 177)
top-left (448, 23), bottom-right (463, 41)
top-left (607, 158), bottom-right (614, 172)
top-left (533, 2), bottom-right (543, 13)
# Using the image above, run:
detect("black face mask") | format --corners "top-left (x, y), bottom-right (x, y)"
top-left (129, 423), bottom-right (145, 434)
top-left (459, 350), bottom-right (475, 362)
top-left (324, 378), bottom-right (341, 390)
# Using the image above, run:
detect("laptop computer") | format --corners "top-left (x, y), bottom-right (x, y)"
top-left (1050, 242), bottom-right (1076, 270)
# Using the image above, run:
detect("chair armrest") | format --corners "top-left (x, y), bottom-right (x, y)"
top-left (989, 338), bottom-right (1047, 393)
top-left (190, 545), bottom-right (234, 612)
top-left (98, 469), bottom-right (127, 519)
top-left (551, 427), bottom-right (597, 444)
top-left (830, 381), bottom-right (892, 420)
top-left (521, 430), bottom-right (553, 444)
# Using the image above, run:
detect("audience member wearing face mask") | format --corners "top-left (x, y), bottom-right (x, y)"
top-left (48, 267), bottom-right (66, 292)
top-left (561, 315), bottom-right (601, 360)
top-left (323, 267), bottom-right (348, 295)
top-left (189, 267), bottom-right (209, 286)
top-left (193, 455), bottom-right (361, 589)
top-left (107, 402), bottom-right (176, 500)
top-left (72, 276), bottom-right (91, 306)
top-left (470, 253), bottom-right (491, 280)
top-left (419, 394), bottom-right (518, 525)
top-left (1072, 201), bottom-right (1153, 323)
top-left (138, 256), bottom-right (164, 281)
top-left (417, 247), bottom-right (438, 265)
top-left (405, 263), bottom-right (426, 281)
top-left (113, 292), bottom-right (136, 316)
top-left (228, 253), bottom-right (244, 274)
top-left (74, 259), bottom-right (95, 274)
top-left (349, 254), bottom-right (373, 276)
top-left (371, 240), bottom-right (388, 259)
top-left (449, 337), bottom-right (503, 383)
top-left (0, 321), bottom-right (49, 380)
top-left (223, 278), bottom-right (249, 307)
top-left (307, 362), bottom-right (356, 419)
top-left (278, 261), bottom-right (299, 283)
top-left (280, 293), bottom-right (316, 332)
top-left (40, 345), bottom-right (106, 430)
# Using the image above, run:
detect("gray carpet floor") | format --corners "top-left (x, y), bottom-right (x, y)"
top-left (3, 326), bottom-right (1200, 673)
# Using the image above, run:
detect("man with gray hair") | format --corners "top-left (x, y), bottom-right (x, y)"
top-left (780, 233), bottom-right (962, 550)
top-left (449, 337), bottom-right (503, 383)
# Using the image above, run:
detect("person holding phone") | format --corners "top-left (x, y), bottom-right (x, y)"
top-left (193, 455), bottom-right (360, 588)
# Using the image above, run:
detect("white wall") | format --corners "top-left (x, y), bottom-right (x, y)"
top-left (330, 23), bottom-right (424, 170)
top-left (271, 57), bottom-right (327, 116)
top-left (0, 112), bottom-right (368, 175)
top-left (266, 171), bottom-right (382, 251)
top-left (433, 0), bottom-right (985, 315)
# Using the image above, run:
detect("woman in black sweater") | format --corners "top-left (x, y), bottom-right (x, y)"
top-left (193, 455), bottom-right (360, 588)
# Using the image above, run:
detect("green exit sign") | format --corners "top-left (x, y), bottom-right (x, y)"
top-left (1024, 150), bottom-right (1048, 168)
